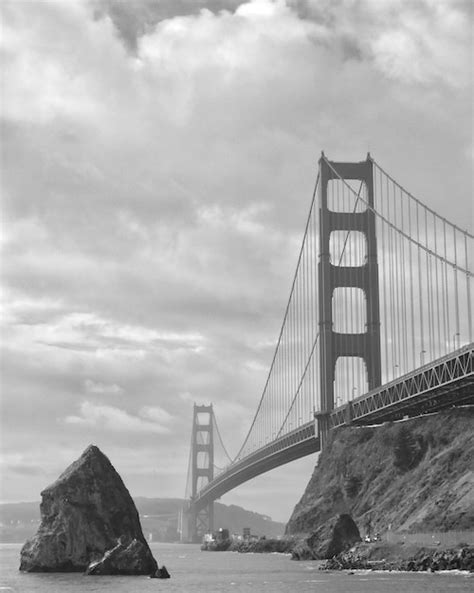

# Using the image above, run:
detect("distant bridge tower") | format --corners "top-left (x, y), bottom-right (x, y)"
top-left (316, 154), bottom-right (382, 447)
top-left (188, 404), bottom-right (214, 542)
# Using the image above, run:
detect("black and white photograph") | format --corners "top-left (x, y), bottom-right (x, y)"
top-left (1, 1), bottom-right (473, 591)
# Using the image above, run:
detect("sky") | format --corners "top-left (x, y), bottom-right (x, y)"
top-left (0, 0), bottom-right (472, 523)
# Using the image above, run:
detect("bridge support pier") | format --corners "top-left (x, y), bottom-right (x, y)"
top-left (187, 404), bottom-right (214, 543)
top-left (314, 411), bottom-right (331, 450)
top-left (318, 154), bottom-right (382, 447)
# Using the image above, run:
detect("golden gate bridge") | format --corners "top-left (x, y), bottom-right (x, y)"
top-left (181, 153), bottom-right (473, 542)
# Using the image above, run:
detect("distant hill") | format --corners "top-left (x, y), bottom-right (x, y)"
top-left (0, 497), bottom-right (285, 543)
top-left (135, 497), bottom-right (285, 542)
top-left (0, 502), bottom-right (41, 543)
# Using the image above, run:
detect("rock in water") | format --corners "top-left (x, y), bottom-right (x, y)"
top-left (150, 565), bottom-right (171, 579)
top-left (19, 445), bottom-right (158, 574)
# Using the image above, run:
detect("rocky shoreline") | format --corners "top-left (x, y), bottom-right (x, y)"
top-left (320, 542), bottom-right (474, 572)
top-left (201, 537), bottom-right (290, 553)
top-left (202, 533), bottom-right (474, 572)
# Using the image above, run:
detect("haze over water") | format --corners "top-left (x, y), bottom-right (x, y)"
top-left (1, 543), bottom-right (473, 593)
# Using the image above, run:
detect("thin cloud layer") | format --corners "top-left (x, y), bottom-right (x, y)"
top-left (64, 401), bottom-right (173, 433)
top-left (1, 0), bottom-right (471, 521)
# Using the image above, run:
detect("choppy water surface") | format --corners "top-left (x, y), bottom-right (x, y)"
top-left (1, 542), bottom-right (473, 592)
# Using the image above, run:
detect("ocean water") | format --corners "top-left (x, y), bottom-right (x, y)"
top-left (1, 542), bottom-right (473, 593)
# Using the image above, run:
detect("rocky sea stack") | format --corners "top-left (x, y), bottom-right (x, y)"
top-left (19, 445), bottom-right (158, 575)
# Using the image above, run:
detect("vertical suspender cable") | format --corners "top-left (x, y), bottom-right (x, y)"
top-left (310, 208), bottom-right (315, 417)
top-left (433, 212), bottom-right (441, 358)
top-left (408, 190), bottom-right (416, 371)
top-left (298, 266), bottom-right (302, 425)
top-left (305, 234), bottom-right (309, 419)
top-left (393, 178), bottom-right (401, 376)
top-left (306, 223), bottom-right (310, 420)
top-left (298, 254), bottom-right (302, 424)
top-left (400, 186), bottom-right (408, 372)
top-left (416, 201), bottom-right (425, 363)
top-left (443, 220), bottom-right (449, 356)
top-left (453, 228), bottom-right (460, 349)
top-left (380, 169), bottom-right (388, 381)
top-left (425, 207), bottom-right (433, 359)
top-left (465, 234), bottom-right (472, 343)
top-left (293, 261), bottom-right (297, 424)
top-left (313, 197), bottom-right (318, 413)
top-left (387, 174), bottom-right (395, 377)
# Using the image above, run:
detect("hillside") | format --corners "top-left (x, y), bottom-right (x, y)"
top-left (286, 407), bottom-right (474, 537)
top-left (134, 498), bottom-right (284, 541)
top-left (0, 497), bottom-right (284, 543)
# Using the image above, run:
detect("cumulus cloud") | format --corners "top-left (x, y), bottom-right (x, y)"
top-left (64, 401), bottom-right (173, 433)
top-left (1, 0), bottom-right (471, 519)
top-left (290, 0), bottom-right (470, 88)
top-left (84, 379), bottom-right (123, 395)
top-left (91, 0), bottom-right (246, 50)
top-left (139, 405), bottom-right (173, 424)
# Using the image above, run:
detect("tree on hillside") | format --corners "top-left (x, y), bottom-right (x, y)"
top-left (393, 425), bottom-right (424, 471)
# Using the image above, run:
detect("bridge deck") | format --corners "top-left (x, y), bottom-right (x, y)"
top-left (330, 344), bottom-right (473, 428)
top-left (192, 345), bottom-right (473, 510)
top-left (193, 423), bottom-right (319, 509)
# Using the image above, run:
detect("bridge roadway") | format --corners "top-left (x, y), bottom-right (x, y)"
top-left (193, 344), bottom-right (473, 511)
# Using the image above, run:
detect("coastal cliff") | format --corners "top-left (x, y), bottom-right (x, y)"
top-left (286, 408), bottom-right (474, 538)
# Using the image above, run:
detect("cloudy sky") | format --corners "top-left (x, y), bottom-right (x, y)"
top-left (1, 0), bottom-right (472, 522)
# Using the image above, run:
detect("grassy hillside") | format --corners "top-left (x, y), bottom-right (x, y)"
top-left (286, 407), bottom-right (474, 536)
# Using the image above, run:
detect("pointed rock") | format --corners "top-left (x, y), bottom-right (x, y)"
top-left (19, 445), bottom-right (158, 574)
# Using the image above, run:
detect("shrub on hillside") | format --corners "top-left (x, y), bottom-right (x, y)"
top-left (344, 475), bottom-right (363, 498)
top-left (393, 426), bottom-right (426, 471)
top-left (355, 427), bottom-right (375, 444)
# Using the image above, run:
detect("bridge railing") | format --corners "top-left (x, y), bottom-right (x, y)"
top-left (330, 344), bottom-right (473, 428)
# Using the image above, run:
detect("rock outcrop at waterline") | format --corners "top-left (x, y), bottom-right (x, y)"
top-left (85, 537), bottom-right (158, 576)
top-left (319, 542), bottom-right (474, 571)
top-left (291, 514), bottom-right (361, 560)
top-left (19, 445), bottom-right (158, 575)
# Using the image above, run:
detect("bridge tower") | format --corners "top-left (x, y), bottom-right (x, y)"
top-left (317, 154), bottom-right (382, 448)
top-left (188, 404), bottom-right (214, 542)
